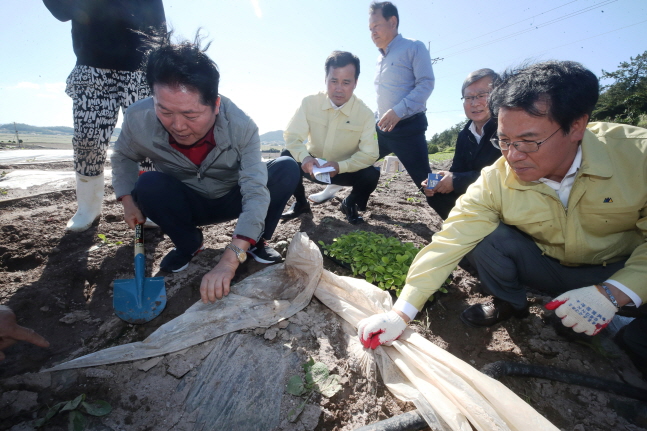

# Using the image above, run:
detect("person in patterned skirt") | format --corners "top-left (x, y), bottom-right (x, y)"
top-left (43, 0), bottom-right (166, 231)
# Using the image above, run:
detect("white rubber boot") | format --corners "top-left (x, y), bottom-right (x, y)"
top-left (308, 184), bottom-right (344, 204)
top-left (66, 172), bottom-right (104, 232)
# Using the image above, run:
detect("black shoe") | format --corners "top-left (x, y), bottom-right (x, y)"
top-left (281, 201), bottom-right (311, 220)
top-left (340, 198), bottom-right (364, 224)
top-left (460, 298), bottom-right (529, 328)
top-left (247, 240), bottom-right (282, 264)
top-left (160, 243), bottom-right (205, 273)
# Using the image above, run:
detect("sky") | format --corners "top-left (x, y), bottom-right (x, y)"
top-left (1, 0), bottom-right (646, 139)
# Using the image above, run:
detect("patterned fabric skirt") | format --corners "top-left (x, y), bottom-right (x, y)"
top-left (65, 65), bottom-right (155, 176)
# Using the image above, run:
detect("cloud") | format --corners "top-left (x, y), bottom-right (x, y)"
top-left (251, 0), bottom-right (262, 18)
top-left (14, 82), bottom-right (40, 90)
top-left (43, 82), bottom-right (67, 93)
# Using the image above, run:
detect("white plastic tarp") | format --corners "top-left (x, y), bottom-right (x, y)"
top-left (45, 232), bottom-right (557, 431)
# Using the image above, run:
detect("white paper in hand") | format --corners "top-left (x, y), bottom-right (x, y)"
top-left (312, 158), bottom-right (335, 183)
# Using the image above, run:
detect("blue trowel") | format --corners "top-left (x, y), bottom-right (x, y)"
top-left (113, 224), bottom-right (166, 324)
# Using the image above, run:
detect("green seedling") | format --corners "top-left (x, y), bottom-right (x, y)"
top-left (97, 234), bottom-right (123, 246)
top-left (406, 197), bottom-right (420, 203)
top-left (0, 188), bottom-right (7, 195)
top-left (286, 358), bottom-right (342, 422)
top-left (34, 394), bottom-right (111, 431)
top-left (380, 171), bottom-right (401, 189)
top-left (319, 231), bottom-right (420, 296)
top-left (320, 231), bottom-right (450, 298)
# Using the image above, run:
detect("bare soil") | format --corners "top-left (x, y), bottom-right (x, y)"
top-left (0, 156), bottom-right (646, 431)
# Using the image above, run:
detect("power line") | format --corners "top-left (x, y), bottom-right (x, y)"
top-left (431, 18), bottom-right (647, 83)
top-left (431, 0), bottom-right (582, 55)
top-left (440, 0), bottom-right (618, 59)
top-left (531, 19), bottom-right (647, 59)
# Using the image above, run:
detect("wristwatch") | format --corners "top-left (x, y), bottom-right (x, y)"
top-left (226, 243), bottom-right (247, 263)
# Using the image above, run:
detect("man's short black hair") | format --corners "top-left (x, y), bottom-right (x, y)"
top-left (325, 51), bottom-right (360, 80)
top-left (369, 1), bottom-right (399, 29)
top-left (144, 30), bottom-right (220, 108)
top-left (488, 60), bottom-right (599, 133)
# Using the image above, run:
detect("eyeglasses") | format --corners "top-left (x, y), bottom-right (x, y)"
top-left (461, 92), bottom-right (489, 103)
top-left (490, 128), bottom-right (562, 153)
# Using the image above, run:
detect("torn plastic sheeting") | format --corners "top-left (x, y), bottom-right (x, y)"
top-left (314, 270), bottom-right (558, 431)
top-left (45, 232), bottom-right (557, 430)
top-left (44, 232), bottom-right (322, 371)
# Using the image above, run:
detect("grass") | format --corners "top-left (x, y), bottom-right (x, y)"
top-left (0, 132), bottom-right (70, 145)
top-left (428, 151), bottom-right (454, 163)
top-left (376, 151), bottom-right (455, 165)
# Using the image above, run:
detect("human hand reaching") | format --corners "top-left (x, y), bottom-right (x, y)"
top-left (545, 286), bottom-right (618, 336)
top-left (357, 310), bottom-right (407, 349)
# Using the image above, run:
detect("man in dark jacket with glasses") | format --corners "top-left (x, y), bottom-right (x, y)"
top-left (421, 68), bottom-right (502, 220)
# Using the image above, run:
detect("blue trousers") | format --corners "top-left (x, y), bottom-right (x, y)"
top-left (377, 113), bottom-right (431, 204)
top-left (467, 223), bottom-right (646, 361)
top-left (131, 156), bottom-right (299, 254)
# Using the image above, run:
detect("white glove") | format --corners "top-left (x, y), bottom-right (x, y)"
top-left (545, 285), bottom-right (618, 336)
top-left (357, 310), bottom-right (407, 349)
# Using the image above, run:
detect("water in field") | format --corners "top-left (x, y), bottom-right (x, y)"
top-left (0, 149), bottom-right (113, 190)
top-left (0, 169), bottom-right (112, 190)
top-left (0, 149), bottom-right (112, 163)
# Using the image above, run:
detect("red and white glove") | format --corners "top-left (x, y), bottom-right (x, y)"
top-left (357, 311), bottom-right (407, 349)
top-left (545, 286), bottom-right (618, 336)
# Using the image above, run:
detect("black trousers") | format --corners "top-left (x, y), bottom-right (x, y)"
top-left (131, 157), bottom-right (299, 254)
top-left (427, 191), bottom-right (461, 220)
top-left (280, 149), bottom-right (380, 209)
top-left (376, 113), bottom-right (432, 206)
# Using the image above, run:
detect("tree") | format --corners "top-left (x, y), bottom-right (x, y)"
top-left (427, 120), bottom-right (467, 153)
top-left (592, 51), bottom-right (647, 126)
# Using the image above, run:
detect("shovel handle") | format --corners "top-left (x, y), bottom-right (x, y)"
top-left (135, 223), bottom-right (144, 257)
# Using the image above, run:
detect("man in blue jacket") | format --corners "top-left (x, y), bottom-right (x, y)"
top-left (369, 2), bottom-right (435, 206)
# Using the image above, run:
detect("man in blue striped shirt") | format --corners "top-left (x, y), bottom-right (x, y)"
top-left (369, 2), bottom-right (436, 205)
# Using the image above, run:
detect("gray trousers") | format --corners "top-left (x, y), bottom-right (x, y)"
top-left (466, 223), bottom-right (646, 362)
top-left (466, 223), bottom-right (627, 310)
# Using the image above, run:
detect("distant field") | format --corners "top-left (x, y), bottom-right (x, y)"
top-left (0, 134), bottom-right (290, 154)
top-left (260, 144), bottom-right (284, 152)
top-left (0, 132), bottom-right (117, 150)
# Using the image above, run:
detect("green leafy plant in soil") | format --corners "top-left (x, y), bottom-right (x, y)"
top-left (285, 358), bottom-right (342, 422)
top-left (34, 394), bottom-right (112, 431)
top-left (97, 233), bottom-right (123, 246)
top-left (320, 231), bottom-right (450, 297)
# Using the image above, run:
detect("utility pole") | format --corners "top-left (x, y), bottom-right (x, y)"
top-left (428, 41), bottom-right (443, 65)
top-left (14, 122), bottom-right (22, 148)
